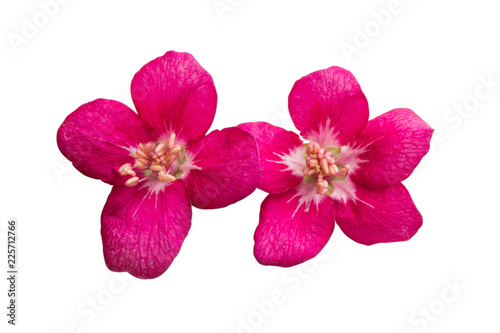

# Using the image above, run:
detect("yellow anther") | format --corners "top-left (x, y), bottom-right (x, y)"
top-left (118, 163), bottom-right (132, 176)
top-left (150, 162), bottom-right (163, 173)
top-left (167, 133), bottom-right (176, 149)
top-left (155, 143), bottom-right (166, 155)
top-left (143, 142), bottom-right (154, 154)
top-left (125, 177), bottom-right (139, 187)
top-left (134, 159), bottom-right (147, 170)
top-left (158, 171), bottom-right (176, 182)
top-left (136, 149), bottom-right (150, 160)
top-left (169, 145), bottom-right (181, 155)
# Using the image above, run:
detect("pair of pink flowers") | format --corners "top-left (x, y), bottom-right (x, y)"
top-left (57, 51), bottom-right (433, 279)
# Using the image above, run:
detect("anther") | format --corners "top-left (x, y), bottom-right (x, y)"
top-left (167, 133), bottom-right (176, 149)
top-left (304, 168), bottom-right (316, 176)
top-left (119, 163), bottom-right (132, 176)
top-left (311, 142), bottom-right (319, 154)
top-left (325, 154), bottom-right (335, 165)
top-left (155, 143), bottom-right (166, 155)
top-left (169, 145), bottom-right (181, 155)
top-left (166, 155), bottom-right (177, 165)
top-left (320, 159), bottom-right (329, 175)
top-left (339, 165), bottom-right (350, 176)
top-left (308, 158), bottom-right (318, 168)
top-left (150, 162), bottom-right (163, 173)
top-left (134, 159), bottom-right (147, 170)
top-left (125, 177), bottom-right (139, 187)
top-left (317, 148), bottom-right (325, 160)
top-left (136, 149), bottom-right (150, 160)
top-left (158, 171), bottom-right (176, 182)
top-left (143, 142), bottom-right (154, 154)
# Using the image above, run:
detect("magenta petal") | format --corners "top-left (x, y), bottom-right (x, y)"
top-left (101, 180), bottom-right (192, 279)
top-left (182, 127), bottom-right (260, 209)
top-left (254, 186), bottom-right (335, 267)
top-left (131, 51), bottom-right (217, 145)
top-left (288, 66), bottom-right (369, 146)
top-left (238, 122), bottom-right (304, 194)
top-left (334, 183), bottom-right (422, 245)
top-left (56, 99), bottom-right (155, 185)
top-left (351, 108), bottom-right (434, 189)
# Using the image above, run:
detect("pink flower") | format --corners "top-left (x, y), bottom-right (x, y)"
top-left (239, 66), bottom-right (433, 267)
top-left (57, 51), bottom-right (260, 279)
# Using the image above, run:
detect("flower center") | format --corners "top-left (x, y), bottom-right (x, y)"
top-left (119, 133), bottom-right (184, 187)
top-left (303, 141), bottom-right (350, 195)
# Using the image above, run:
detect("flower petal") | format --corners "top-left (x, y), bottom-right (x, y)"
top-left (238, 122), bottom-right (304, 194)
top-left (288, 66), bottom-right (369, 146)
top-left (254, 184), bottom-right (335, 267)
top-left (56, 99), bottom-right (155, 185)
top-left (181, 127), bottom-right (261, 209)
top-left (350, 108), bottom-right (434, 189)
top-left (131, 51), bottom-right (217, 145)
top-left (333, 183), bottom-right (422, 245)
top-left (101, 180), bottom-right (192, 279)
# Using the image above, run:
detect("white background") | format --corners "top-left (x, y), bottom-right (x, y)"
top-left (1, 0), bottom-right (499, 332)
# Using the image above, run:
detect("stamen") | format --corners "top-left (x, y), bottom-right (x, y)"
top-left (150, 162), bottom-right (163, 173)
top-left (119, 163), bottom-right (132, 176)
top-left (167, 133), bottom-right (176, 149)
top-left (134, 159), bottom-right (148, 170)
top-left (125, 177), bottom-right (139, 187)
top-left (306, 143), bottom-right (313, 154)
top-left (308, 158), bottom-right (318, 168)
top-left (158, 171), bottom-right (176, 182)
top-left (142, 143), bottom-right (154, 155)
top-left (317, 148), bottom-right (325, 160)
top-left (320, 159), bottom-right (329, 175)
top-left (155, 143), bottom-right (166, 155)
top-left (136, 150), bottom-right (150, 161)
top-left (303, 168), bottom-right (316, 176)
top-left (119, 136), bottom-right (184, 187)
top-left (304, 141), bottom-right (351, 196)
top-left (339, 165), bottom-right (350, 176)
top-left (169, 145), bottom-right (181, 155)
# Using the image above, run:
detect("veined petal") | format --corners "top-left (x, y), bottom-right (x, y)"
top-left (288, 66), bottom-right (369, 147)
top-left (181, 127), bottom-right (260, 209)
top-left (56, 99), bottom-right (155, 185)
top-left (101, 180), bottom-right (192, 279)
top-left (333, 183), bottom-right (422, 245)
top-left (254, 183), bottom-right (335, 267)
top-left (350, 108), bottom-right (434, 189)
top-left (131, 51), bottom-right (217, 145)
top-left (238, 122), bottom-right (304, 194)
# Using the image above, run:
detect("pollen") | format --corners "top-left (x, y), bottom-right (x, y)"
top-left (303, 141), bottom-right (350, 195)
top-left (119, 133), bottom-right (182, 187)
